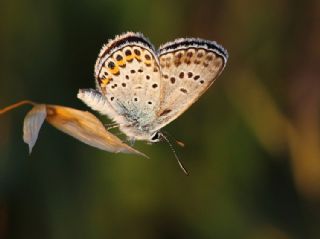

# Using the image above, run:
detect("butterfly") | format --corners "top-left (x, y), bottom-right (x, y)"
top-left (78, 32), bottom-right (228, 172)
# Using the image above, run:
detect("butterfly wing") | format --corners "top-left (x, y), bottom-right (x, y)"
top-left (153, 38), bottom-right (228, 131)
top-left (78, 32), bottom-right (162, 140)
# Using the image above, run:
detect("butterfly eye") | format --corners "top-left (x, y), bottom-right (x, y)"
top-left (150, 132), bottom-right (160, 142)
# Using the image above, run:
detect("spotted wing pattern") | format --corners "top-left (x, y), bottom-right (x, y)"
top-left (152, 38), bottom-right (228, 131)
top-left (79, 32), bottom-right (162, 140)
top-left (78, 32), bottom-right (228, 142)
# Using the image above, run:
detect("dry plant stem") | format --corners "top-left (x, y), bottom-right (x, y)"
top-left (1, 101), bottom-right (148, 158)
top-left (0, 100), bottom-right (36, 115)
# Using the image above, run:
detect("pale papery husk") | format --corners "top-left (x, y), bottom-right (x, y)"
top-left (45, 104), bottom-right (147, 157)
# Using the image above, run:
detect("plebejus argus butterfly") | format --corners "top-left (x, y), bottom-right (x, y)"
top-left (77, 32), bottom-right (228, 172)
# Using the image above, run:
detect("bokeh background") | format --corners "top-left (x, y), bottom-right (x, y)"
top-left (1, 0), bottom-right (320, 238)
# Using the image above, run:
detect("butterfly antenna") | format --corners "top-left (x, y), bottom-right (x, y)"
top-left (162, 130), bottom-right (185, 148)
top-left (161, 133), bottom-right (189, 175)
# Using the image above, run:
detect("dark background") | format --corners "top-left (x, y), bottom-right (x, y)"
top-left (1, 0), bottom-right (320, 238)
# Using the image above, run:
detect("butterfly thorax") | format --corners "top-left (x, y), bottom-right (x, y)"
top-left (115, 105), bottom-right (158, 141)
top-left (119, 123), bottom-right (158, 142)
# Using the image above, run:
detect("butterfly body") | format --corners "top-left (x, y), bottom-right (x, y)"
top-left (78, 32), bottom-right (228, 143)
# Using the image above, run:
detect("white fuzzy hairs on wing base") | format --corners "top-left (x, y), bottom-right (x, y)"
top-left (77, 89), bottom-right (126, 125)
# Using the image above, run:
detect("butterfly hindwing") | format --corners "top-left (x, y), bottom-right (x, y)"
top-left (153, 38), bottom-right (228, 130)
top-left (89, 32), bottom-right (162, 131)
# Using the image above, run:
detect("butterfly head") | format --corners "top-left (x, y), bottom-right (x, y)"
top-left (119, 123), bottom-right (161, 143)
top-left (150, 131), bottom-right (161, 143)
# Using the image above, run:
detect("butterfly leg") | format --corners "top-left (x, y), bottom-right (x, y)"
top-left (105, 122), bottom-right (119, 130)
top-left (127, 137), bottom-right (136, 146)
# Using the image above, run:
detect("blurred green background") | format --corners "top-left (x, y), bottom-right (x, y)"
top-left (1, 0), bottom-right (320, 238)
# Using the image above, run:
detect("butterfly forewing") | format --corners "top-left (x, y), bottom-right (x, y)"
top-left (153, 39), bottom-right (228, 130)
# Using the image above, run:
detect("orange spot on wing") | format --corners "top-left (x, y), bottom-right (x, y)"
top-left (134, 54), bottom-right (142, 61)
top-left (126, 55), bottom-right (134, 62)
top-left (109, 66), bottom-right (120, 75)
top-left (117, 60), bottom-right (126, 66)
top-left (101, 77), bottom-right (112, 87)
